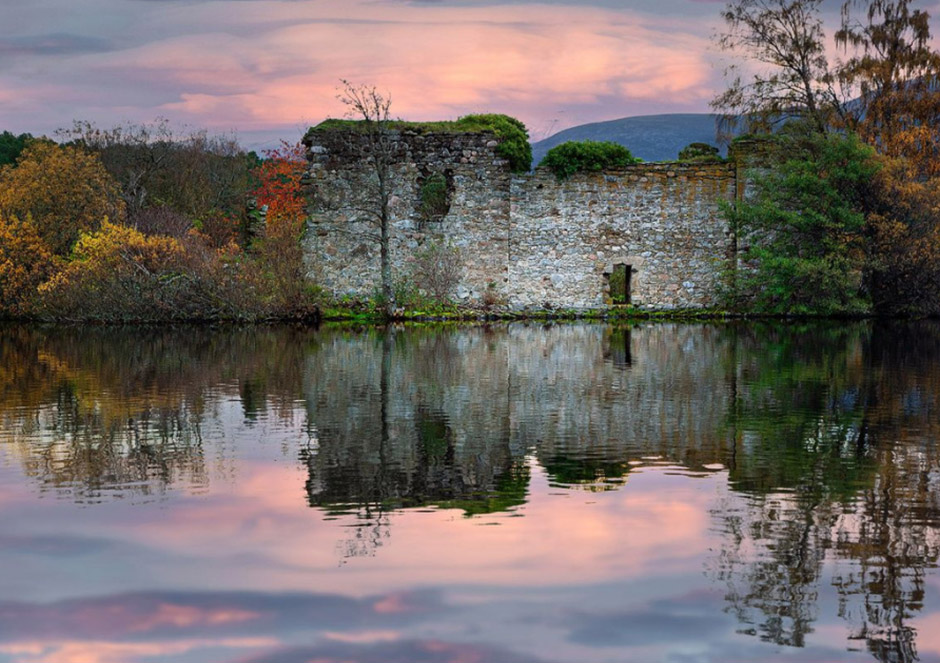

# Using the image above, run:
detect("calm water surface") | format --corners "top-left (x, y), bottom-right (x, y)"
top-left (1, 322), bottom-right (939, 663)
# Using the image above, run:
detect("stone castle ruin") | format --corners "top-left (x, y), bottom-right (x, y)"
top-left (302, 126), bottom-right (755, 310)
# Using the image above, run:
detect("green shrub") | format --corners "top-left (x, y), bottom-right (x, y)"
top-left (538, 141), bottom-right (639, 179)
top-left (678, 142), bottom-right (721, 162)
top-left (723, 131), bottom-right (880, 315)
top-left (453, 114), bottom-right (532, 173)
top-left (0, 131), bottom-right (34, 167)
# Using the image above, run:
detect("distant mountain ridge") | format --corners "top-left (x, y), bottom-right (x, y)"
top-left (531, 113), bottom-right (725, 165)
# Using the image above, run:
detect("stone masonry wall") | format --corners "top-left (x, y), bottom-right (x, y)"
top-left (304, 129), bottom-right (511, 302)
top-left (508, 163), bottom-right (735, 309)
top-left (303, 129), bottom-right (739, 310)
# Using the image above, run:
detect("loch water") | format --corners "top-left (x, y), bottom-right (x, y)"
top-left (2, 321), bottom-right (940, 663)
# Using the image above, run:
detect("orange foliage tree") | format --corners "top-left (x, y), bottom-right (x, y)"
top-left (866, 158), bottom-right (940, 315)
top-left (0, 142), bottom-right (124, 256)
top-left (0, 214), bottom-right (58, 317)
top-left (837, 0), bottom-right (940, 178)
top-left (251, 141), bottom-right (307, 225)
top-left (834, 2), bottom-right (940, 313)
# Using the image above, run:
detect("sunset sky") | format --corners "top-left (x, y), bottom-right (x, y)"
top-left (2, 0), bottom-right (939, 148)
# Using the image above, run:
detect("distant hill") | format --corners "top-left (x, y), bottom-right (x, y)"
top-left (531, 114), bottom-right (726, 165)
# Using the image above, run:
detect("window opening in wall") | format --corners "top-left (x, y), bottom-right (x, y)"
top-left (610, 264), bottom-right (632, 305)
top-left (417, 171), bottom-right (452, 222)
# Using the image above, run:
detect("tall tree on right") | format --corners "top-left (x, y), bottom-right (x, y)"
top-left (835, 1), bottom-right (940, 314)
top-left (837, 0), bottom-right (940, 178)
top-left (711, 0), bottom-right (842, 137)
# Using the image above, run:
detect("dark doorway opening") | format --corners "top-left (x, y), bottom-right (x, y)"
top-left (610, 264), bottom-right (632, 305)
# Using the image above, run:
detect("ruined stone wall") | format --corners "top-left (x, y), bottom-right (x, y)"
top-left (303, 130), bottom-right (738, 310)
top-left (304, 130), bottom-right (511, 302)
top-left (508, 163), bottom-right (736, 309)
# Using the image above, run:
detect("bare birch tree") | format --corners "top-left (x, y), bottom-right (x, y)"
top-left (337, 80), bottom-right (398, 318)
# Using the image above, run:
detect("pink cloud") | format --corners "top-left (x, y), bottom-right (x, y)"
top-left (0, 0), bottom-right (722, 138)
top-left (0, 638), bottom-right (276, 663)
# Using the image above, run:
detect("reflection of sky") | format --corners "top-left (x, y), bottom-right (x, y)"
top-left (4, 321), bottom-right (940, 663)
top-left (0, 430), bottom-right (898, 663)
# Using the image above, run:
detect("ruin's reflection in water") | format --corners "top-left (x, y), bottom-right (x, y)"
top-left (1, 321), bottom-right (939, 663)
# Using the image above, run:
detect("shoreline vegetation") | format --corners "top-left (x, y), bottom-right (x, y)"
top-left (2, 1), bottom-right (939, 325)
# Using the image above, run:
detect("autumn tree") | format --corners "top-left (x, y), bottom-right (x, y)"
top-left (0, 142), bottom-right (124, 256)
top-left (0, 213), bottom-right (57, 317)
top-left (58, 119), bottom-right (175, 216)
top-left (866, 158), bottom-right (940, 315)
top-left (251, 141), bottom-right (308, 225)
top-left (59, 119), bottom-right (256, 228)
top-left (712, 0), bottom-right (843, 137)
top-left (837, 0), bottom-right (940, 177)
top-left (830, 1), bottom-right (940, 315)
top-left (249, 141), bottom-right (314, 316)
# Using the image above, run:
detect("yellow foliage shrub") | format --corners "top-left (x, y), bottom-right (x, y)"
top-left (38, 222), bottom-right (192, 321)
top-left (35, 222), bottom-right (291, 322)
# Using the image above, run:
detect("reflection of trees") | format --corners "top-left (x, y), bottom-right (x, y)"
top-left (831, 324), bottom-right (940, 663)
top-left (0, 325), bottom-right (309, 500)
top-left (710, 322), bottom-right (940, 662)
top-left (7, 320), bottom-right (940, 659)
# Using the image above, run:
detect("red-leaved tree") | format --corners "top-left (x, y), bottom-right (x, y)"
top-left (250, 141), bottom-right (313, 316)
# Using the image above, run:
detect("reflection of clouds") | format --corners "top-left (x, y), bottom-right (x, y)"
top-left (0, 460), bottom-right (716, 599)
top-left (237, 639), bottom-right (556, 663)
top-left (0, 590), bottom-right (560, 663)
top-left (0, 638), bottom-right (277, 663)
top-left (909, 609), bottom-right (940, 657)
top-left (122, 462), bottom-right (709, 590)
top-left (0, 589), bottom-right (443, 642)
top-left (0, 534), bottom-right (115, 557)
top-left (565, 589), bottom-right (729, 646)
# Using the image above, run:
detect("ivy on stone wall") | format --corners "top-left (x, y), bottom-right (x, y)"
top-left (452, 114), bottom-right (531, 173)
top-left (678, 142), bottom-right (722, 162)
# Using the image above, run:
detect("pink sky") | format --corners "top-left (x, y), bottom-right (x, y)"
top-left (6, 0), bottom-right (937, 148)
